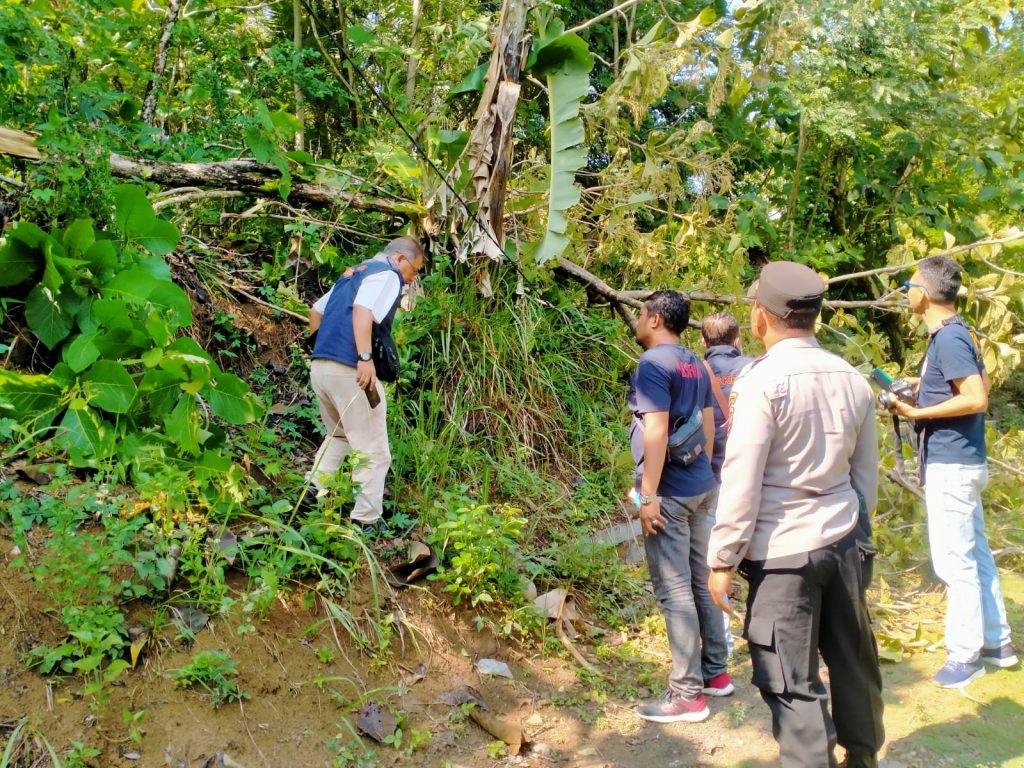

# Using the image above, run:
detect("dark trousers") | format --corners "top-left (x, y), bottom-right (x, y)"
top-left (739, 528), bottom-right (885, 768)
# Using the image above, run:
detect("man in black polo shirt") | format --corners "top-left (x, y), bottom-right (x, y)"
top-left (891, 255), bottom-right (1015, 687)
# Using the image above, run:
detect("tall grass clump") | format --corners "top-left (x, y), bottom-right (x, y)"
top-left (389, 260), bottom-right (647, 622)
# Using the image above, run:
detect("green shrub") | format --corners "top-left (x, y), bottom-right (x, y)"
top-left (426, 500), bottom-right (527, 607)
top-left (171, 650), bottom-right (248, 707)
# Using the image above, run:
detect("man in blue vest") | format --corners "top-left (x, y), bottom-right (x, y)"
top-left (306, 237), bottom-right (424, 527)
top-left (701, 312), bottom-right (753, 481)
top-left (700, 311), bottom-right (753, 656)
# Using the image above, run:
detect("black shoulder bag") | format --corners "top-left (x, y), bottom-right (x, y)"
top-left (372, 324), bottom-right (399, 383)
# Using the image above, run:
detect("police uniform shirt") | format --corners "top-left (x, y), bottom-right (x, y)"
top-left (708, 337), bottom-right (878, 569)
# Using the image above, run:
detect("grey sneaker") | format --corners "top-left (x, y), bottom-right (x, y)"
top-left (636, 690), bottom-right (710, 723)
top-left (981, 642), bottom-right (1018, 668)
top-left (933, 657), bottom-right (985, 688)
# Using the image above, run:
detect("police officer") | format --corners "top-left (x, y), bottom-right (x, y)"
top-left (707, 262), bottom-right (884, 768)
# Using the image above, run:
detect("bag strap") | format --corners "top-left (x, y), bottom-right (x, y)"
top-left (702, 359), bottom-right (730, 429)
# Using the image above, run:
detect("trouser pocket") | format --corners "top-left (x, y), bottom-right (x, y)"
top-left (746, 616), bottom-right (787, 695)
top-left (856, 538), bottom-right (877, 587)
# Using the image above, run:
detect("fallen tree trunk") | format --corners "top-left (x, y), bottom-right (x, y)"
top-left (106, 154), bottom-right (414, 216)
top-left (0, 126), bottom-right (417, 217)
top-left (0, 127), bottom-right (41, 159)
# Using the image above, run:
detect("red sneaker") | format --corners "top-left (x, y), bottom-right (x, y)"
top-left (702, 672), bottom-right (735, 697)
top-left (636, 691), bottom-right (710, 723)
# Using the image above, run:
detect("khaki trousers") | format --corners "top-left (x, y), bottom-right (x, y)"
top-left (309, 359), bottom-right (390, 523)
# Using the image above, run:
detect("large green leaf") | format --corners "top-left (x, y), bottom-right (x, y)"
top-left (0, 222), bottom-right (47, 287)
top-left (82, 360), bottom-right (137, 414)
top-left (40, 236), bottom-right (69, 292)
top-left (56, 402), bottom-right (115, 467)
top-left (92, 299), bottom-right (135, 330)
top-left (136, 218), bottom-right (180, 256)
top-left (62, 219), bottom-right (96, 257)
top-left (137, 369), bottom-right (182, 418)
top-left (63, 331), bottom-right (102, 373)
top-left (206, 373), bottom-right (265, 425)
top-left (160, 337), bottom-right (216, 395)
top-left (0, 370), bottom-right (64, 430)
top-left (528, 21), bottom-right (594, 264)
top-left (114, 185), bottom-right (157, 239)
top-left (93, 328), bottom-right (152, 359)
top-left (24, 284), bottom-right (74, 349)
top-left (102, 268), bottom-right (160, 305)
top-left (148, 280), bottom-right (193, 328)
top-left (165, 395), bottom-right (201, 455)
top-left (83, 239), bottom-right (118, 279)
top-left (452, 62), bottom-right (488, 94)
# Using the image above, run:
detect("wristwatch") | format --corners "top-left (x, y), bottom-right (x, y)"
top-left (358, 351), bottom-right (372, 362)
top-left (637, 492), bottom-right (657, 506)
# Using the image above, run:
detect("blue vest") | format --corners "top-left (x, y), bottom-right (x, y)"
top-left (704, 345), bottom-right (754, 479)
top-left (312, 259), bottom-right (404, 367)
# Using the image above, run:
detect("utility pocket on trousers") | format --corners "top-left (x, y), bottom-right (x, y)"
top-left (745, 615), bottom-right (787, 695)
top-left (856, 538), bottom-right (877, 587)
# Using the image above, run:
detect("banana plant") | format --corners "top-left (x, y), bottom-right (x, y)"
top-left (527, 18), bottom-right (594, 264)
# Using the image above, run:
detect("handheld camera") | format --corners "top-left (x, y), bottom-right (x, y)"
top-left (869, 368), bottom-right (916, 411)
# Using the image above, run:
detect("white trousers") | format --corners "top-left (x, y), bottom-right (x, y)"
top-left (309, 359), bottom-right (390, 523)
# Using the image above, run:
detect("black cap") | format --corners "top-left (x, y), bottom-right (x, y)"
top-left (749, 261), bottom-right (825, 317)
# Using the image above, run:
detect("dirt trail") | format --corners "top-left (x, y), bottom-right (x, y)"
top-left (0, 551), bottom-right (1021, 768)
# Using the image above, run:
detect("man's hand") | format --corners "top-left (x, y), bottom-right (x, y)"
top-left (639, 499), bottom-right (667, 536)
top-left (708, 569), bottom-right (734, 614)
top-left (356, 359), bottom-right (377, 391)
top-left (891, 399), bottom-right (919, 420)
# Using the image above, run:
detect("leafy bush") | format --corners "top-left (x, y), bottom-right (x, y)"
top-left (426, 499), bottom-right (527, 607)
top-left (0, 185), bottom-right (265, 515)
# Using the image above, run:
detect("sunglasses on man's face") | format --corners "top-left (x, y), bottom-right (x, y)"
top-left (900, 280), bottom-right (926, 293)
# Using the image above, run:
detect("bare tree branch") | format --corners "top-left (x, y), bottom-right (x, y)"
top-left (183, 2), bottom-right (270, 18)
top-left (152, 189), bottom-right (245, 210)
top-left (224, 283), bottom-right (308, 323)
top-left (826, 232), bottom-right (1024, 285)
top-left (567, 0), bottom-right (645, 35)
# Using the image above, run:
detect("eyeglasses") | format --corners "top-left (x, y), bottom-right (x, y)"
top-left (901, 280), bottom-right (926, 293)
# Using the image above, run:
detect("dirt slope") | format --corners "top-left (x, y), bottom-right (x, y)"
top-left (0, 548), bottom-right (1021, 768)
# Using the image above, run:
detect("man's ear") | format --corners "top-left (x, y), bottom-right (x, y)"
top-left (648, 312), bottom-right (662, 329)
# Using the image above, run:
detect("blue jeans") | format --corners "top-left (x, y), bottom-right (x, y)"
top-left (643, 492), bottom-right (729, 698)
top-left (708, 487), bottom-right (735, 655)
top-left (924, 462), bottom-right (1011, 662)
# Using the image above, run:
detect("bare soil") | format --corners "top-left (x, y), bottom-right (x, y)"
top-left (1, 534), bottom-right (1022, 768)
